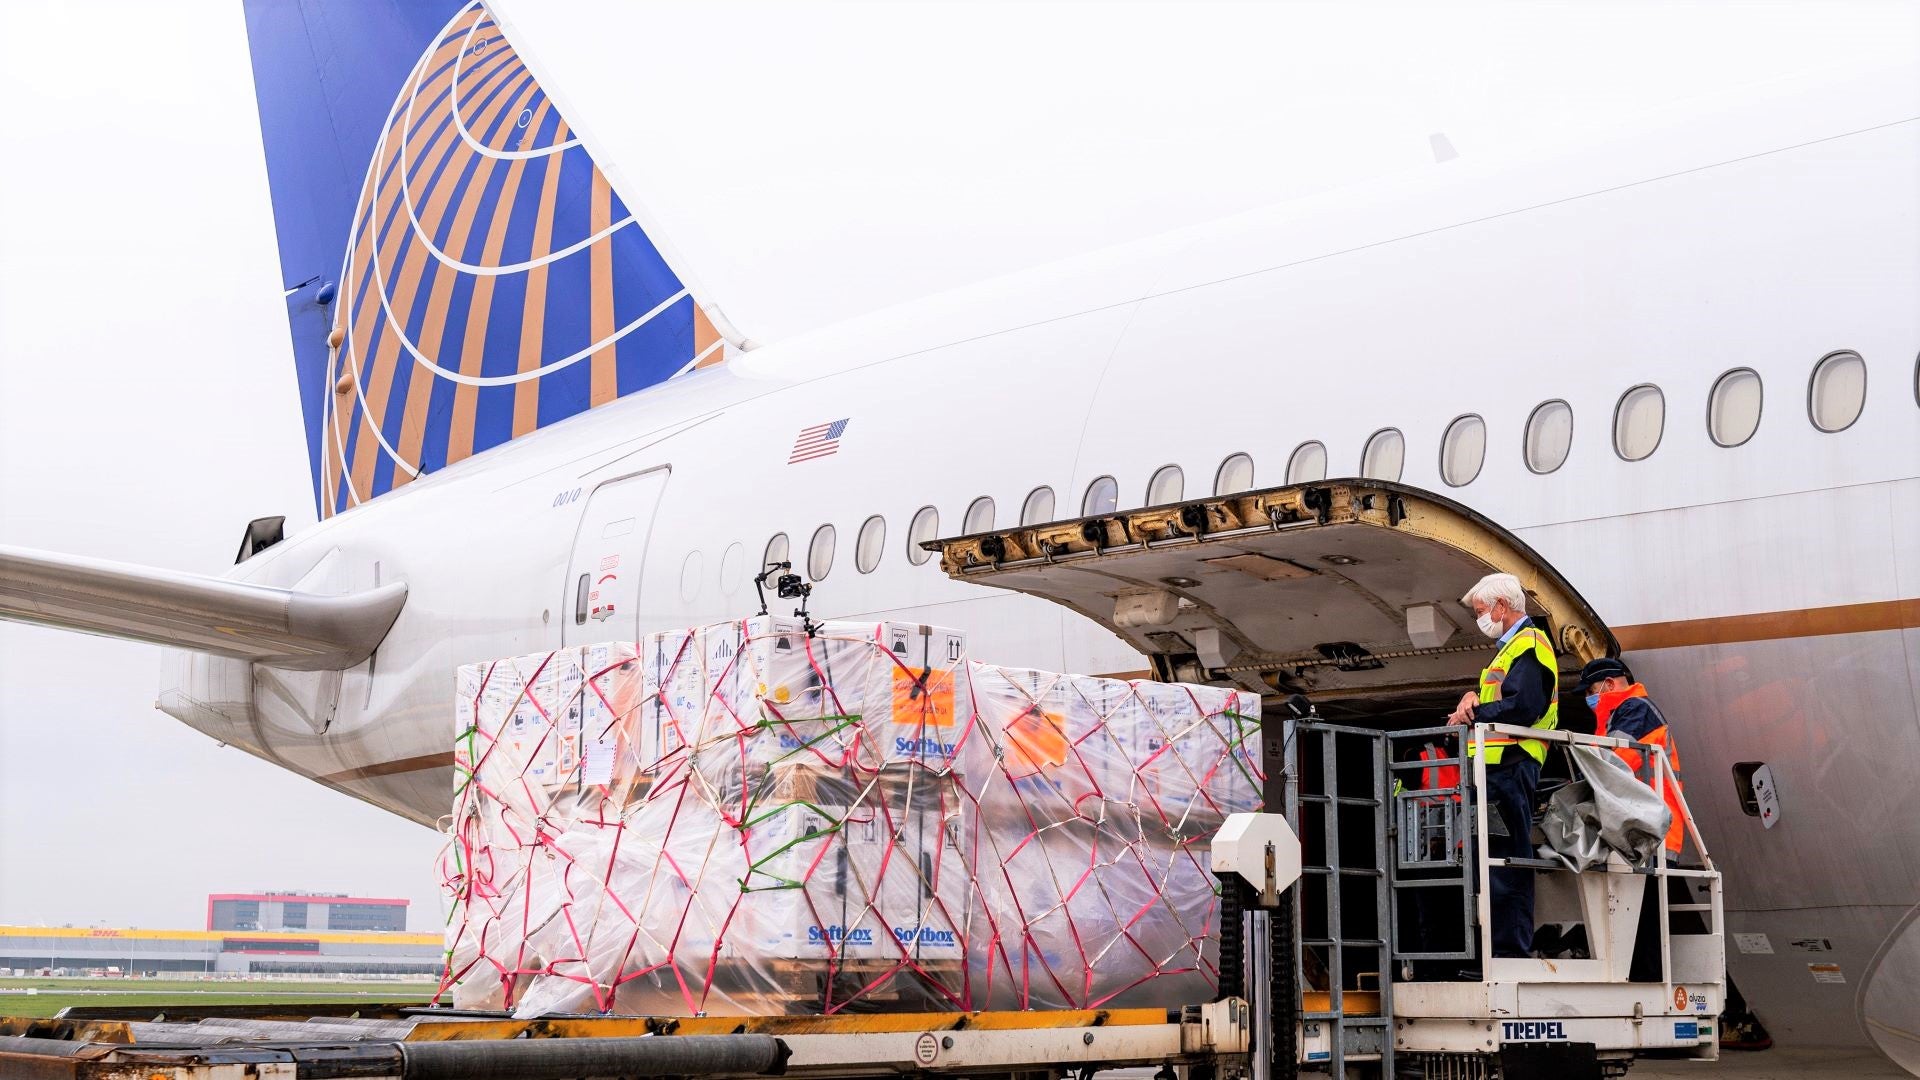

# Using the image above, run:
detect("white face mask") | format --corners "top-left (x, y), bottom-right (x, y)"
top-left (1476, 609), bottom-right (1503, 639)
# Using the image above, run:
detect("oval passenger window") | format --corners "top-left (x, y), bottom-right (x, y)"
top-left (807, 524), bottom-right (836, 580)
top-left (1020, 486), bottom-right (1056, 526)
top-left (964, 497), bottom-right (995, 534)
top-left (1360, 429), bottom-right (1404, 481)
top-left (1614, 384), bottom-right (1665, 461)
top-left (1146, 465), bottom-right (1184, 505)
top-left (1286, 441), bottom-right (1327, 484)
top-left (1081, 476), bottom-right (1118, 516)
top-left (679, 550), bottom-right (703, 603)
top-left (1809, 351), bottom-right (1866, 432)
top-left (763, 532), bottom-right (790, 573)
top-left (855, 515), bottom-right (886, 574)
top-left (719, 542), bottom-right (745, 595)
top-left (906, 506), bottom-right (939, 565)
top-left (1525, 400), bottom-right (1573, 473)
top-left (1214, 452), bottom-right (1254, 495)
top-left (1439, 415), bottom-right (1485, 487)
top-left (1708, 368), bottom-right (1763, 447)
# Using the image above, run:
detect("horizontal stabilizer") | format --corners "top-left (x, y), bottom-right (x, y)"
top-left (0, 546), bottom-right (406, 671)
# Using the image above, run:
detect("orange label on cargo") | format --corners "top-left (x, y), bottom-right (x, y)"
top-left (892, 665), bottom-right (956, 727)
top-left (1004, 706), bottom-right (1071, 774)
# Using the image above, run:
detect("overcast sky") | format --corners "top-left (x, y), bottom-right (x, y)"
top-left (1, 1), bottom-right (1913, 932)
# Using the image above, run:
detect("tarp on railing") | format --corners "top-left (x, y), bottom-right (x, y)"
top-left (1538, 745), bottom-right (1672, 870)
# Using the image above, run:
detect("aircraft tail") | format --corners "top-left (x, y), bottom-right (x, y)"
top-left (241, 0), bottom-right (746, 519)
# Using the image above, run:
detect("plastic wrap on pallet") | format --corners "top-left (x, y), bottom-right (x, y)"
top-left (956, 663), bottom-right (1262, 1009)
top-left (446, 647), bottom-right (588, 1011)
top-left (440, 622), bottom-right (1260, 1018)
top-left (443, 620), bottom-right (972, 1017)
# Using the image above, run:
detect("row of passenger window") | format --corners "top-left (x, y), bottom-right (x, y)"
top-left (755, 348), bottom-right (1909, 583)
top-left (759, 502), bottom-right (975, 584)
top-left (1383, 348), bottom-right (1879, 485)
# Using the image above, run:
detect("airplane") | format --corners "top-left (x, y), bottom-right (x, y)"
top-left (0, 0), bottom-right (1914, 1069)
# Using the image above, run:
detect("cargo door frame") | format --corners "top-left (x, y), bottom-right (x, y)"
top-left (924, 479), bottom-right (1616, 704)
top-left (561, 465), bottom-right (672, 645)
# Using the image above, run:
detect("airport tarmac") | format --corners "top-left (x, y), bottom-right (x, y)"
top-left (1636, 1048), bottom-right (1912, 1079)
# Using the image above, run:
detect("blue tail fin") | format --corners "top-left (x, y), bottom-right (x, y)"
top-left (243, 1), bottom-right (735, 518)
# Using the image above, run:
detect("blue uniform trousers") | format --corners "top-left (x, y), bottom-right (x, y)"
top-left (1484, 756), bottom-right (1539, 958)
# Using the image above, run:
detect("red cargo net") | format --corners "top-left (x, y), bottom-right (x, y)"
top-left (438, 620), bottom-right (1261, 1017)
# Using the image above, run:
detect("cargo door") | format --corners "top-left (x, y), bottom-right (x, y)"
top-left (927, 480), bottom-right (1616, 709)
top-left (563, 467), bottom-right (670, 644)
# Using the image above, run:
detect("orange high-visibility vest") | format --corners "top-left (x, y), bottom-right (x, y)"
top-left (1419, 746), bottom-right (1461, 800)
top-left (1595, 685), bottom-right (1686, 853)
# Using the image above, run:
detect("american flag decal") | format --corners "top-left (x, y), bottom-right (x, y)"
top-left (789, 418), bottom-right (850, 463)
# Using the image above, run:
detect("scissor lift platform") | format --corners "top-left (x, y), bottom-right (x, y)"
top-left (1275, 718), bottom-right (1724, 1078)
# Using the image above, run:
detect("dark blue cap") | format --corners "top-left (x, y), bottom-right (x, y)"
top-left (1577, 656), bottom-right (1632, 689)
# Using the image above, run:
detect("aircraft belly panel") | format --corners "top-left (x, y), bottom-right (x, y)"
top-left (1626, 628), bottom-right (1920, 1063)
top-left (1626, 632), bottom-right (1920, 912)
top-left (1718, 905), bottom-right (1900, 1050)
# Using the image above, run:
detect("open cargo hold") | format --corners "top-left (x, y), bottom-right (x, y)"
top-left (442, 618), bottom-right (1262, 1017)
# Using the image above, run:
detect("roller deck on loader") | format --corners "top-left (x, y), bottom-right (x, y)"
top-left (0, 482), bottom-right (1724, 1080)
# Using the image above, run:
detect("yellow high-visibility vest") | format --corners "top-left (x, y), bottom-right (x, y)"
top-left (1470, 622), bottom-right (1558, 765)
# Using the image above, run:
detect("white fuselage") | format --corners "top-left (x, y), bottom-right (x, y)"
top-left (163, 66), bottom-right (1919, 1062)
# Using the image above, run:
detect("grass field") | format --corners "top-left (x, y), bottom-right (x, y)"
top-left (0, 977), bottom-right (435, 1019)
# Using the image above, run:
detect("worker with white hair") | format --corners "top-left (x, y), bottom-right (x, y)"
top-left (1448, 571), bottom-right (1559, 959)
